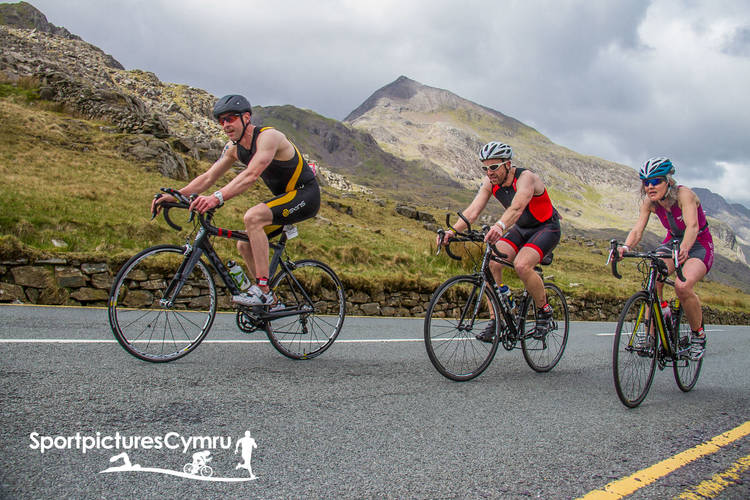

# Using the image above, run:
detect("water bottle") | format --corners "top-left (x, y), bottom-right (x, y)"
top-left (227, 260), bottom-right (251, 291)
top-left (497, 284), bottom-right (514, 311)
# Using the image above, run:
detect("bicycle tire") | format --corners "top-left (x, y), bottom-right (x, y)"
top-left (265, 259), bottom-right (345, 360)
top-left (521, 283), bottom-right (569, 372)
top-left (424, 275), bottom-right (500, 381)
top-left (673, 304), bottom-right (703, 391)
top-left (613, 291), bottom-right (657, 408)
top-left (108, 244), bottom-right (216, 362)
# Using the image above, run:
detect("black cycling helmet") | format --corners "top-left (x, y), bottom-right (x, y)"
top-left (212, 94), bottom-right (252, 120)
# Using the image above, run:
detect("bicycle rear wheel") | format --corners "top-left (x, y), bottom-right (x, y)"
top-left (108, 245), bottom-right (216, 362)
top-left (424, 275), bottom-right (500, 381)
top-left (673, 305), bottom-right (703, 391)
top-left (521, 283), bottom-right (569, 372)
top-left (613, 291), bottom-right (657, 408)
top-left (265, 260), bottom-right (345, 360)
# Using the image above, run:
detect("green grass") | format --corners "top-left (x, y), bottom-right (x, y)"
top-left (1, 89), bottom-right (748, 315)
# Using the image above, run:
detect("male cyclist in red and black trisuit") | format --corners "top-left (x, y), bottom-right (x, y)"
top-left (437, 141), bottom-right (561, 341)
top-left (152, 94), bottom-right (319, 307)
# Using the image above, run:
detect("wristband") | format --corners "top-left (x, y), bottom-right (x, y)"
top-left (621, 244), bottom-right (629, 251)
top-left (495, 221), bottom-right (506, 232)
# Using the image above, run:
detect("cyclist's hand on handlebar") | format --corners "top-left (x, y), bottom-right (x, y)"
top-left (437, 229), bottom-right (455, 247)
top-left (151, 193), bottom-right (176, 218)
top-left (484, 223), bottom-right (503, 245)
top-left (189, 194), bottom-right (221, 214)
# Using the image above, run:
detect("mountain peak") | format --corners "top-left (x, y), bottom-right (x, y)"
top-left (0, 1), bottom-right (80, 40)
top-left (344, 75), bottom-right (423, 122)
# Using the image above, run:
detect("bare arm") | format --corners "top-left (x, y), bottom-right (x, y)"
top-left (484, 169), bottom-right (537, 244)
top-left (498, 170), bottom-right (536, 229)
top-left (218, 130), bottom-right (284, 202)
top-left (151, 142), bottom-right (236, 214)
top-left (181, 142), bottom-right (237, 196)
top-left (438, 179), bottom-right (491, 245)
top-left (620, 199), bottom-right (653, 256)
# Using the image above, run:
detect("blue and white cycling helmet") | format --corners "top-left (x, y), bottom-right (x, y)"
top-left (639, 157), bottom-right (675, 180)
top-left (479, 141), bottom-right (513, 161)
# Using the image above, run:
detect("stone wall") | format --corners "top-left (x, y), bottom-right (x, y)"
top-left (1, 256), bottom-right (748, 325)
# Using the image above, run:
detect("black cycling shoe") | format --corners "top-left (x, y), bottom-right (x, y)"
top-left (533, 304), bottom-right (554, 339)
top-left (475, 319), bottom-right (496, 343)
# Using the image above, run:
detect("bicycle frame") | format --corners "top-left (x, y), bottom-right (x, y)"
top-left (439, 213), bottom-right (541, 343)
top-left (608, 238), bottom-right (685, 359)
top-left (156, 190), bottom-right (313, 320)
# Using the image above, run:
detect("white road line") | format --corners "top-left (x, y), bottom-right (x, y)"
top-left (0, 329), bottom-right (728, 343)
top-left (0, 338), bottom-right (425, 344)
top-left (596, 328), bottom-right (725, 337)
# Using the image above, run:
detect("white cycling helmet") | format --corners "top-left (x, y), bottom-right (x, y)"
top-left (639, 157), bottom-right (675, 180)
top-left (479, 141), bottom-right (513, 161)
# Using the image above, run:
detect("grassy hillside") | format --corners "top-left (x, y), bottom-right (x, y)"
top-left (1, 84), bottom-right (749, 315)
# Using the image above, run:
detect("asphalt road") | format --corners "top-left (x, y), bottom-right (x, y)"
top-left (1, 304), bottom-right (748, 499)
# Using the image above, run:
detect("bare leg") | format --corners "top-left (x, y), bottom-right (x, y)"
top-left (242, 204), bottom-right (274, 292)
top-left (487, 241), bottom-right (516, 318)
top-left (237, 240), bottom-right (256, 278)
top-left (513, 247), bottom-right (546, 308)
top-left (673, 258), bottom-right (707, 331)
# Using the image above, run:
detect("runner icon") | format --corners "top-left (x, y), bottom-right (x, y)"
top-left (235, 430), bottom-right (257, 479)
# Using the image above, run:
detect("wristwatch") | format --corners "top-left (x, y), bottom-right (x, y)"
top-left (213, 190), bottom-right (224, 207)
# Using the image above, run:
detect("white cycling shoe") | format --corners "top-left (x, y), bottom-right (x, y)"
top-left (232, 285), bottom-right (275, 307)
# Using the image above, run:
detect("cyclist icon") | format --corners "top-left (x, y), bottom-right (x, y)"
top-left (235, 430), bottom-right (257, 479)
top-left (183, 450), bottom-right (213, 477)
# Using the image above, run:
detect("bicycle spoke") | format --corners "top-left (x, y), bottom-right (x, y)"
top-left (424, 276), bottom-right (499, 381)
top-left (613, 292), bottom-right (656, 407)
top-left (266, 260), bottom-right (345, 359)
top-left (109, 245), bottom-right (216, 362)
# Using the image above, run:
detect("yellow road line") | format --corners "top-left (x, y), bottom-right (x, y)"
top-left (675, 453), bottom-right (750, 499)
top-left (579, 421), bottom-right (750, 499)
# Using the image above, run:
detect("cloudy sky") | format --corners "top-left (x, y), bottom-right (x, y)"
top-left (17, 0), bottom-right (750, 208)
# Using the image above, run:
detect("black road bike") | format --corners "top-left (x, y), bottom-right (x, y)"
top-left (108, 188), bottom-right (346, 362)
top-left (607, 239), bottom-right (702, 408)
top-left (424, 213), bottom-right (569, 381)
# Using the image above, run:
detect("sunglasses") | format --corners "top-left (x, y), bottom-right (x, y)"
top-left (481, 161), bottom-right (509, 172)
top-left (642, 177), bottom-right (665, 187)
top-left (217, 113), bottom-right (241, 125)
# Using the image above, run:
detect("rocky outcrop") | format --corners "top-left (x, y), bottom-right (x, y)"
top-left (0, 25), bottom-right (203, 179)
top-left (1, 2), bottom-right (82, 42)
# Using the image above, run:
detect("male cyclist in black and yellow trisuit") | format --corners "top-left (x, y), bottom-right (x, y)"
top-left (152, 95), bottom-right (320, 307)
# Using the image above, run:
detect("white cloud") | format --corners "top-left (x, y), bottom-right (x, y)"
top-left (686, 161), bottom-right (750, 207)
top-left (18, 0), bottom-right (750, 208)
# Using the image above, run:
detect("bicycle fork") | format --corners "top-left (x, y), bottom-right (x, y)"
top-left (456, 280), bottom-right (489, 332)
top-left (160, 241), bottom-right (204, 308)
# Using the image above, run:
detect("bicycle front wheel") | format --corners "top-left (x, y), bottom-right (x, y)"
top-left (266, 260), bottom-right (345, 360)
top-left (521, 283), bottom-right (569, 372)
top-left (424, 275), bottom-right (500, 381)
top-left (108, 245), bottom-right (216, 362)
top-left (613, 291), bottom-right (657, 408)
top-left (673, 305), bottom-right (703, 391)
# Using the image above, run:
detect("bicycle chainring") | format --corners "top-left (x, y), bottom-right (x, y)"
top-left (236, 310), bottom-right (261, 333)
top-left (501, 326), bottom-right (515, 351)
